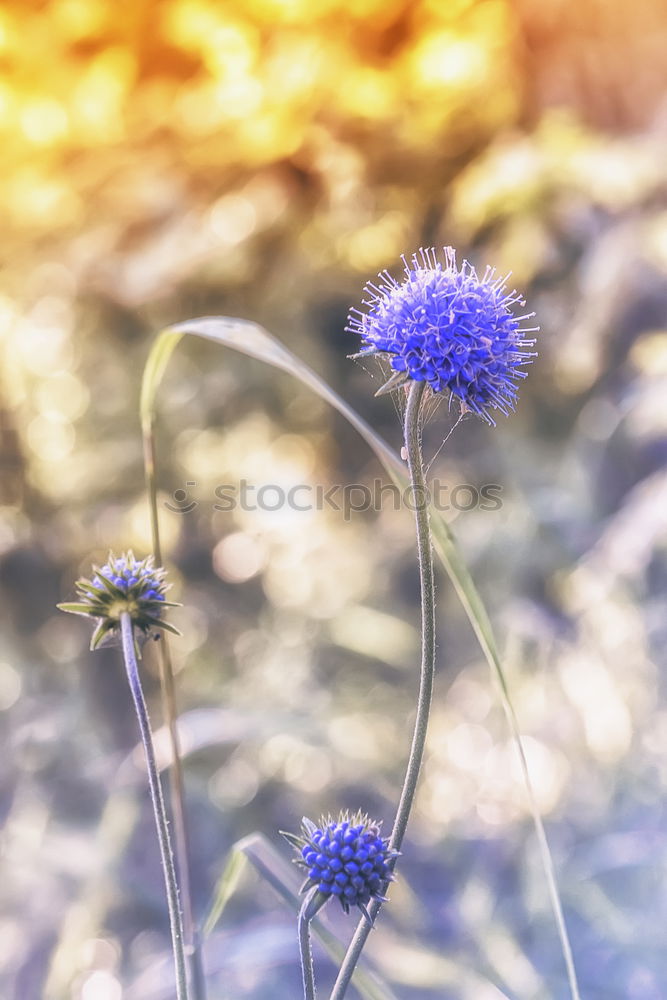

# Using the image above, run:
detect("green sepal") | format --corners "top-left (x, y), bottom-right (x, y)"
top-left (375, 369), bottom-right (409, 396)
top-left (149, 619), bottom-right (182, 637)
top-left (90, 619), bottom-right (116, 650)
top-left (301, 816), bottom-right (318, 838)
top-left (302, 889), bottom-right (329, 919)
top-left (279, 829), bottom-right (307, 850)
top-left (57, 602), bottom-right (96, 616)
top-left (347, 348), bottom-right (379, 360)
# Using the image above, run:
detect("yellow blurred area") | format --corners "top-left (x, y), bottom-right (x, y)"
top-left (0, 0), bottom-right (525, 502)
top-left (0, 0), bottom-right (521, 177)
top-left (2, 0), bottom-right (660, 494)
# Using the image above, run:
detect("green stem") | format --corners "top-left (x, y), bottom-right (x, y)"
top-left (119, 612), bottom-right (189, 1000)
top-left (330, 380), bottom-right (435, 1000)
top-left (143, 418), bottom-right (206, 1000)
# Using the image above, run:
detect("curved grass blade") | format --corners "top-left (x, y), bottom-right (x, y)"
top-left (140, 317), bottom-right (580, 1000)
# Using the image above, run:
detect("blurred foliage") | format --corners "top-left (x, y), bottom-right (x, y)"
top-left (2, 0), bottom-right (667, 998)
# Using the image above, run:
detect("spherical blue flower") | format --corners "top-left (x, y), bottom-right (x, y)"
top-left (347, 247), bottom-right (538, 425)
top-left (58, 550), bottom-right (181, 650)
top-left (284, 812), bottom-right (398, 921)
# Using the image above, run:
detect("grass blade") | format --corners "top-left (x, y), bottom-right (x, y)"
top-left (202, 848), bottom-right (248, 940)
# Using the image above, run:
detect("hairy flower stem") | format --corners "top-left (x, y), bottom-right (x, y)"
top-left (330, 379), bottom-right (434, 1000)
top-left (299, 891), bottom-right (323, 1000)
top-left (119, 612), bottom-right (189, 1000)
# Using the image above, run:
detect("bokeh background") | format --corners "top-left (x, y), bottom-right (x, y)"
top-left (2, 0), bottom-right (667, 997)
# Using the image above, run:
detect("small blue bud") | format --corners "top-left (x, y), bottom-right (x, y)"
top-left (286, 811), bottom-right (398, 917)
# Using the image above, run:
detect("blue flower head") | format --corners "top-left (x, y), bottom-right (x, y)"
top-left (347, 247), bottom-right (538, 425)
top-left (58, 550), bottom-right (181, 650)
top-left (284, 812), bottom-right (398, 922)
